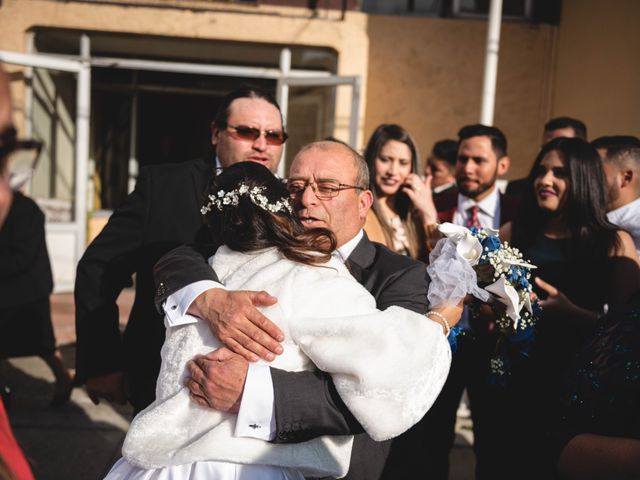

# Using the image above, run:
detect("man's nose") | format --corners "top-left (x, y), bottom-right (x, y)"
top-left (300, 183), bottom-right (318, 206)
top-left (252, 133), bottom-right (267, 151)
top-left (462, 160), bottom-right (475, 175)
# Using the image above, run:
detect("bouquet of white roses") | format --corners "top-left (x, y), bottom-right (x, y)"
top-left (427, 223), bottom-right (541, 383)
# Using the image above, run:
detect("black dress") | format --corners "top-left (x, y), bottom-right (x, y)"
top-left (550, 291), bottom-right (640, 463)
top-left (509, 235), bottom-right (611, 478)
top-left (0, 192), bottom-right (55, 358)
top-left (527, 235), bottom-right (610, 394)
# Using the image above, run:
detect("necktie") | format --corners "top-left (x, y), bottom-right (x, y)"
top-left (466, 205), bottom-right (482, 228)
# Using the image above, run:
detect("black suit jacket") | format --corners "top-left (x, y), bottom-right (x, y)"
top-left (154, 232), bottom-right (431, 479)
top-left (74, 157), bottom-right (214, 411)
top-left (0, 192), bottom-right (53, 308)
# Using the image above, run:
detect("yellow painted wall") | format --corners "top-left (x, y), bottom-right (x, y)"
top-left (364, 15), bottom-right (556, 179)
top-left (3, 0), bottom-right (638, 182)
top-left (552, 0), bottom-right (640, 141)
top-left (0, 0), bottom-right (370, 145)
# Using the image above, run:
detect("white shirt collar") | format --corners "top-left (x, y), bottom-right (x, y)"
top-left (336, 229), bottom-right (364, 263)
top-left (457, 184), bottom-right (500, 218)
top-left (433, 181), bottom-right (456, 194)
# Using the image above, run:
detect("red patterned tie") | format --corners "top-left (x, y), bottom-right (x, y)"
top-left (466, 205), bottom-right (482, 228)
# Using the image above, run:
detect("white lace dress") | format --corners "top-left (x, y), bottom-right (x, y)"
top-left (105, 246), bottom-right (451, 480)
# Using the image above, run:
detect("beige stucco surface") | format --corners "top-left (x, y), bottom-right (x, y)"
top-left (0, 0), bottom-right (370, 145)
top-left (364, 14), bottom-right (556, 179)
top-left (552, 0), bottom-right (640, 141)
top-left (2, 0), bottom-right (638, 180)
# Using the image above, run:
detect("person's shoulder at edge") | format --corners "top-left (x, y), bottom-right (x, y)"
top-left (11, 190), bottom-right (44, 217)
top-left (612, 229), bottom-right (639, 263)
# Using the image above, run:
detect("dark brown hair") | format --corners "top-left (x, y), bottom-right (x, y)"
top-left (204, 161), bottom-right (336, 265)
top-left (511, 137), bottom-right (619, 261)
top-left (363, 123), bottom-right (427, 261)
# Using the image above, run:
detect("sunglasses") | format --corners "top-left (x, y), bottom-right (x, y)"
top-left (226, 124), bottom-right (288, 146)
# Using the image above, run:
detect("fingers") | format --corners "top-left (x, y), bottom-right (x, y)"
top-left (200, 347), bottom-right (235, 362)
top-left (216, 335), bottom-right (263, 362)
top-left (249, 290), bottom-right (278, 308)
top-left (245, 303), bottom-right (285, 344)
top-left (186, 358), bottom-right (213, 406)
top-left (184, 376), bottom-right (210, 408)
top-left (403, 174), bottom-right (423, 193)
top-left (424, 174), bottom-right (433, 190)
top-left (189, 391), bottom-right (210, 408)
top-left (535, 277), bottom-right (558, 296)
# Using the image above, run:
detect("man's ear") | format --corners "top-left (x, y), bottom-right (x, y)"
top-left (620, 169), bottom-right (634, 189)
top-left (358, 189), bottom-right (374, 222)
top-left (211, 122), bottom-right (220, 146)
top-left (497, 156), bottom-right (510, 177)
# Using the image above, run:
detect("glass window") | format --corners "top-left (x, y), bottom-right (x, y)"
top-left (453, 0), bottom-right (533, 19)
top-left (362, 0), bottom-right (442, 15)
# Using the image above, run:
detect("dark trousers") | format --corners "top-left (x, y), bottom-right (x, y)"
top-left (419, 332), bottom-right (527, 480)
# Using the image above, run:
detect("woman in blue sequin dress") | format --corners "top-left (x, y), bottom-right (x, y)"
top-left (500, 137), bottom-right (639, 478)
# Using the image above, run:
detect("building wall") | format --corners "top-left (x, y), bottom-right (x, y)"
top-left (364, 14), bottom-right (556, 179)
top-left (0, 0), bottom-right (370, 146)
top-left (551, 0), bottom-right (640, 141)
top-left (2, 0), bottom-right (638, 179)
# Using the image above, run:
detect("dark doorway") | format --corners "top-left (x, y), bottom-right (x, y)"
top-left (137, 91), bottom-right (218, 168)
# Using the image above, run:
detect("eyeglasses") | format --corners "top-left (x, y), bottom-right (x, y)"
top-left (1, 127), bottom-right (43, 189)
top-left (287, 179), bottom-right (364, 201)
top-left (225, 124), bottom-right (288, 146)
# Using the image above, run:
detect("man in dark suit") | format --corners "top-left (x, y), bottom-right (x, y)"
top-left (424, 125), bottom-right (519, 480)
top-left (74, 87), bottom-right (288, 413)
top-left (153, 140), bottom-right (459, 479)
top-left (425, 139), bottom-right (458, 198)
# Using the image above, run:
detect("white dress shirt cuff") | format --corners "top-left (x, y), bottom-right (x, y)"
top-left (163, 280), bottom-right (224, 327)
top-left (234, 364), bottom-right (276, 441)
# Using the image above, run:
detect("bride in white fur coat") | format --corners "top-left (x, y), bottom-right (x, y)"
top-left (105, 162), bottom-right (458, 480)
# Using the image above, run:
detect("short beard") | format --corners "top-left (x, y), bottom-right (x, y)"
top-left (457, 170), bottom-right (498, 199)
top-left (606, 184), bottom-right (620, 211)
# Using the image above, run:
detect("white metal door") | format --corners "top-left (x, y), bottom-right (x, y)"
top-left (0, 47), bottom-right (91, 292)
top-left (276, 49), bottom-right (362, 178)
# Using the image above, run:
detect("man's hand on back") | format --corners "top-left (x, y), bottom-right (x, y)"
top-left (188, 288), bottom-right (284, 362)
top-left (185, 347), bottom-right (248, 413)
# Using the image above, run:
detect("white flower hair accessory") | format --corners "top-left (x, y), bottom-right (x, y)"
top-left (201, 184), bottom-right (293, 215)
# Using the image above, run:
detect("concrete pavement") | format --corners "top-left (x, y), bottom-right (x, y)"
top-left (2, 291), bottom-right (475, 479)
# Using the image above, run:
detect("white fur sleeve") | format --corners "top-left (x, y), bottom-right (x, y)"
top-left (288, 269), bottom-right (451, 441)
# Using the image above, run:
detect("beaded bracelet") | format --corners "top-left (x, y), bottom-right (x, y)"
top-left (426, 310), bottom-right (451, 337)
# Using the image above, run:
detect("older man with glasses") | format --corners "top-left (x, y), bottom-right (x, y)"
top-left (153, 140), bottom-right (461, 479)
top-left (74, 87), bottom-right (288, 414)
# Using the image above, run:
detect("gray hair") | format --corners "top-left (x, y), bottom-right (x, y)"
top-left (295, 140), bottom-right (370, 189)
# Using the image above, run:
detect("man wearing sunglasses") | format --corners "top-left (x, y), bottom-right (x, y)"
top-left (75, 87), bottom-right (287, 414)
